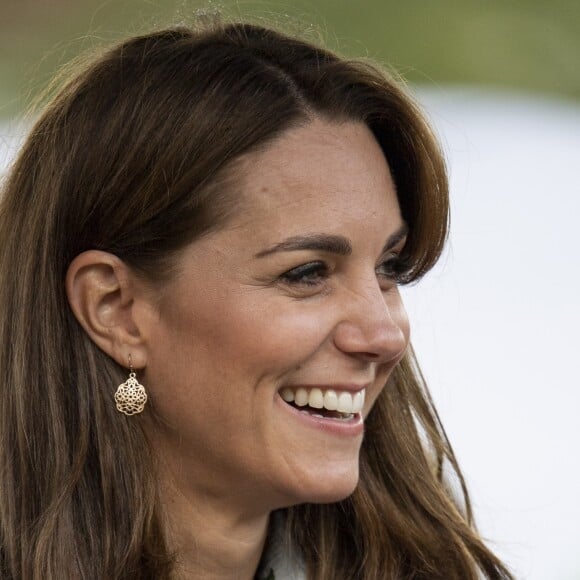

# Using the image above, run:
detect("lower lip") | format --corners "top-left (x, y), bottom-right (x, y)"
top-left (275, 394), bottom-right (364, 437)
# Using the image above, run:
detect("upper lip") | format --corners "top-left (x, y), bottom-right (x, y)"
top-left (282, 383), bottom-right (370, 393)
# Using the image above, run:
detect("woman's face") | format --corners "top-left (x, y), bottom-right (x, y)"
top-left (141, 119), bottom-right (410, 513)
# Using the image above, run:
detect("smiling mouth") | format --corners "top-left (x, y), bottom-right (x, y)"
top-left (279, 386), bottom-right (365, 421)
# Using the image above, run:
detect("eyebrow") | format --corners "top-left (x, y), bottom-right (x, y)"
top-left (254, 223), bottom-right (409, 258)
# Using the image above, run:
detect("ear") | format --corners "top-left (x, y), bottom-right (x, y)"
top-left (65, 250), bottom-right (150, 369)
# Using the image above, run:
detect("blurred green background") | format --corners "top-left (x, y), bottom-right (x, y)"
top-left (1, 0), bottom-right (579, 119)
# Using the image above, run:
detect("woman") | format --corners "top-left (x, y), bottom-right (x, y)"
top-left (0, 20), bottom-right (513, 579)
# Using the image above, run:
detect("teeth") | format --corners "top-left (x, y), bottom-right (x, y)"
top-left (281, 388), bottom-right (294, 403)
top-left (280, 387), bottom-right (365, 415)
top-left (352, 390), bottom-right (364, 414)
top-left (295, 388), bottom-right (309, 407)
top-left (308, 388), bottom-right (324, 409)
top-left (323, 390), bottom-right (338, 411)
top-left (337, 392), bottom-right (353, 414)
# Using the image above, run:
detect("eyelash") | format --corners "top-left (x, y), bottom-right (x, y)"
top-left (279, 257), bottom-right (404, 288)
top-left (279, 261), bottom-right (328, 287)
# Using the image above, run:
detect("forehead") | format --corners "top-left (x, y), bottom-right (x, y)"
top-left (230, 119), bottom-right (401, 236)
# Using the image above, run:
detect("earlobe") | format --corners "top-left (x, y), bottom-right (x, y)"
top-left (65, 250), bottom-right (148, 369)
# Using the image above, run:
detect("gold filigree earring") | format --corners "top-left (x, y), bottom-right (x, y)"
top-left (114, 355), bottom-right (147, 416)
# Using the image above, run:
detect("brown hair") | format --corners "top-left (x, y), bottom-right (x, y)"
top-left (0, 20), bottom-right (512, 579)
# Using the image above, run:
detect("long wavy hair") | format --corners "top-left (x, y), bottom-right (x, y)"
top-left (0, 20), bottom-right (513, 579)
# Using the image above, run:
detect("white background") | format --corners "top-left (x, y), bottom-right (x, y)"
top-left (404, 88), bottom-right (580, 580)
top-left (1, 88), bottom-right (579, 579)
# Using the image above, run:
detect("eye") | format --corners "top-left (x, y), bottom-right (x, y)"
top-left (279, 261), bottom-right (329, 287)
top-left (376, 255), bottom-right (404, 284)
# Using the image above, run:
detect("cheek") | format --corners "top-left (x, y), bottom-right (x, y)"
top-left (389, 289), bottom-right (411, 350)
top-left (155, 290), bottom-right (335, 384)
top-left (397, 302), bottom-right (411, 349)
top-left (210, 302), bottom-right (334, 375)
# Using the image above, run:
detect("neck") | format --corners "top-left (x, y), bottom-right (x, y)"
top-left (160, 472), bottom-right (271, 580)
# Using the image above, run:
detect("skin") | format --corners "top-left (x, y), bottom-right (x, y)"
top-left (67, 119), bottom-right (411, 579)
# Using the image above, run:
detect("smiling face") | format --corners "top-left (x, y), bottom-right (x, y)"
top-left (140, 119), bottom-right (410, 514)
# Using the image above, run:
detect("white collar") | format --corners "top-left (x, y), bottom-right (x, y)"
top-left (258, 511), bottom-right (307, 580)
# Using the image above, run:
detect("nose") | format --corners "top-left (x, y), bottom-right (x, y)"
top-left (332, 280), bottom-right (409, 364)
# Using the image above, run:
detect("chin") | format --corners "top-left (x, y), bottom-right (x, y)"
top-left (281, 460), bottom-right (361, 506)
